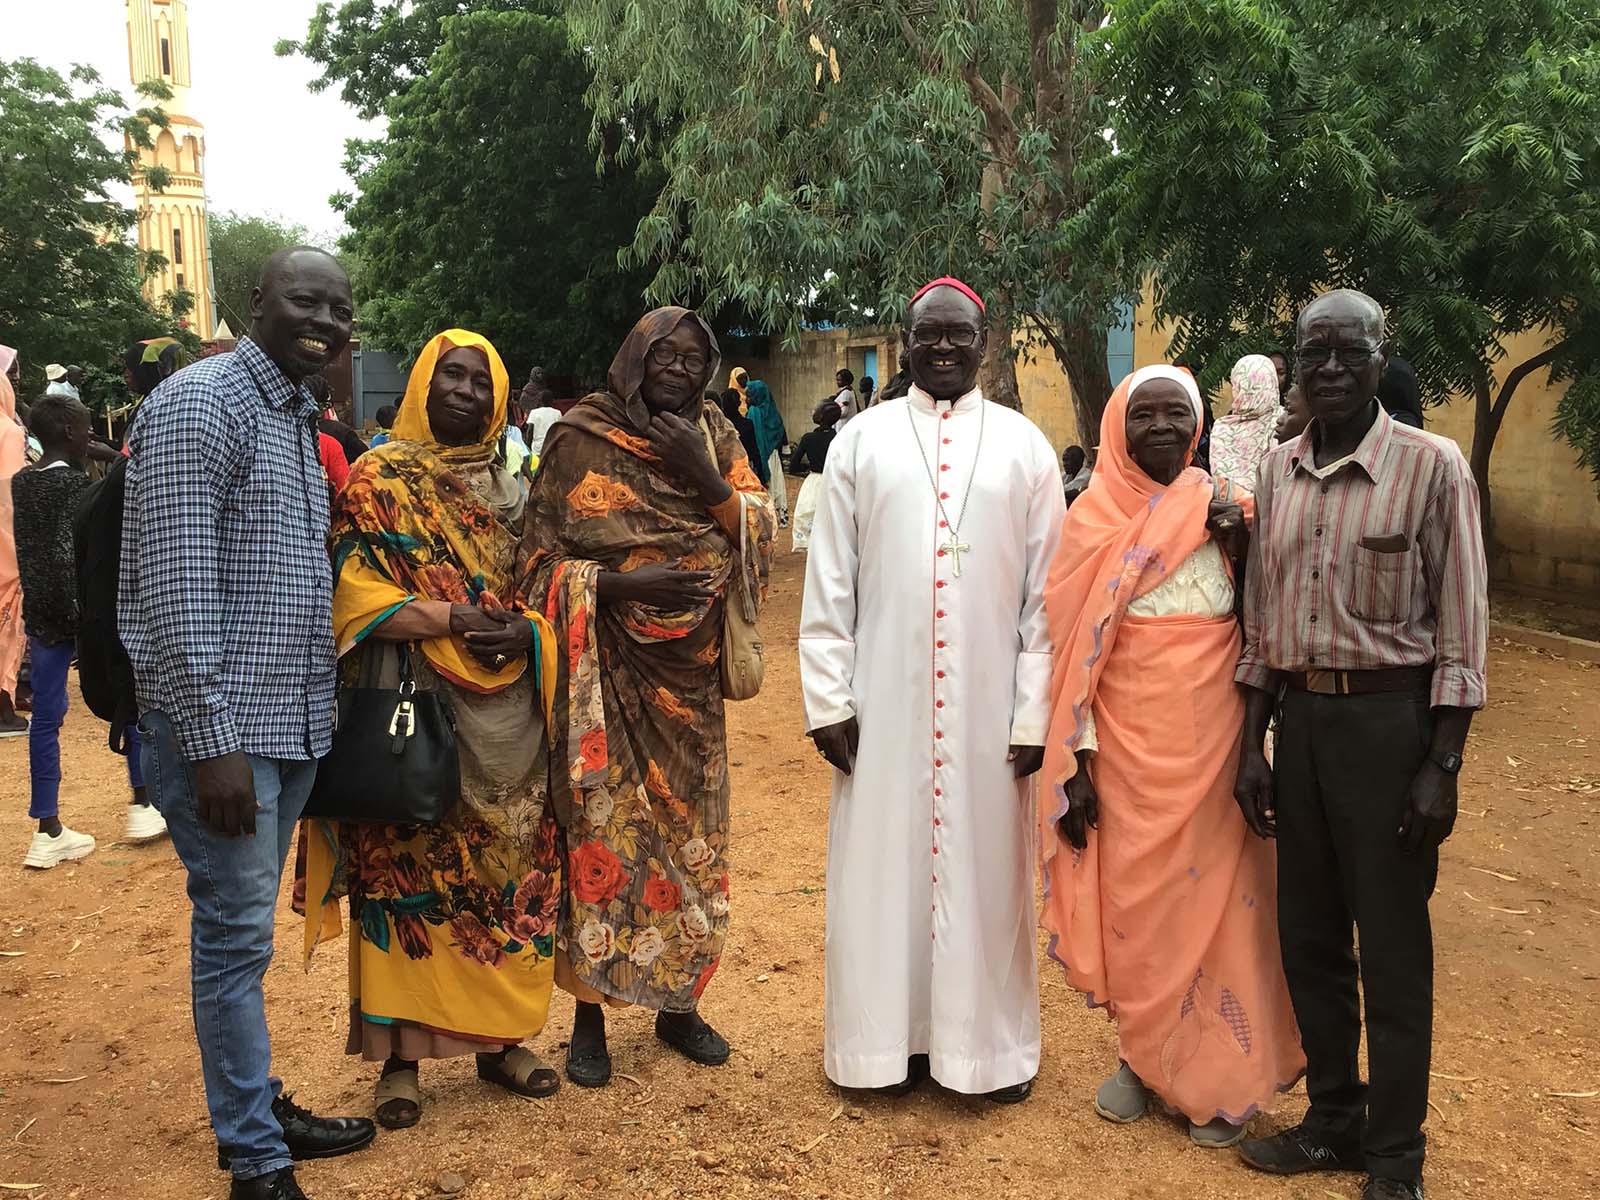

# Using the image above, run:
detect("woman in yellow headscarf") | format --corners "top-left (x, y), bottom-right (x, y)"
top-left (303, 329), bottom-right (564, 1129)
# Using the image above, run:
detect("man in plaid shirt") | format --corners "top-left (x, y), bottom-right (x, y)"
top-left (121, 248), bottom-right (375, 1200)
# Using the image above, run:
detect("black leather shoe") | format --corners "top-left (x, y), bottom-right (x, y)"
top-left (217, 1092), bottom-right (376, 1169)
top-left (987, 1077), bottom-right (1034, 1105)
top-left (1363, 1177), bottom-right (1423, 1200)
top-left (1238, 1124), bottom-right (1363, 1175)
top-left (229, 1167), bottom-right (309, 1200)
top-left (655, 1010), bottom-right (731, 1066)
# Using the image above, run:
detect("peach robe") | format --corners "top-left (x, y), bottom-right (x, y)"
top-left (1040, 368), bottom-right (1304, 1125)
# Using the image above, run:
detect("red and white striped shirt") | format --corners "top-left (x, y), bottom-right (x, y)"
top-left (1236, 406), bottom-right (1488, 709)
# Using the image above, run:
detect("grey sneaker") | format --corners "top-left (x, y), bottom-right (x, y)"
top-left (1093, 1061), bottom-right (1151, 1123)
top-left (1190, 1116), bottom-right (1248, 1147)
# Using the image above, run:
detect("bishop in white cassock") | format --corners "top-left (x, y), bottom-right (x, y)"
top-left (799, 278), bottom-right (1065, 1101)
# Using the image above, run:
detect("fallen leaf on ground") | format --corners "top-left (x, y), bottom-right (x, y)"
top-left (1468, 867), bottom-right (1519, 882)
top-left (1549, 1090), bottom-right (1600, 1099)
top-left (38, 1076), bottom-right (87, 1084)
top-left (800, 1132), bottom-right (828, 1153)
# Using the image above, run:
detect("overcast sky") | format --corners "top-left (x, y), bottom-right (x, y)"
top-left (9, 0), bottom-right (380, 243)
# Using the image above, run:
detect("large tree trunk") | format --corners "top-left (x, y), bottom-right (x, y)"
top-left (979, 316), bottom-right (1023, 411)
top-left (1468, 343), bottom-right (1564, 546)
top-left (1468, 367), bottom-right (1497, 543)
top-left (1037, 318), bottom-right (1113, 449)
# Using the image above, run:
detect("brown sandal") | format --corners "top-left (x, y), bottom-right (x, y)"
top-left (375, 1067), bottom-right (421, 1129)
top-left (477, 1047), bottom-right (561, 1099)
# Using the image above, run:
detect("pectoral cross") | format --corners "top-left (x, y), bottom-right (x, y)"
top-left (941, 535), bottom-right (971, 578)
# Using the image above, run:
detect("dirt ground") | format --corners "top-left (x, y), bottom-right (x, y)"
top-left (2, 539), bottom-right (1597, 1200)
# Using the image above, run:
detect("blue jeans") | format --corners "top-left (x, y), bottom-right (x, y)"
top-left (26, 637), bottom-right (141, 819)
top-left (138, 710), bottom-right (318, 1181)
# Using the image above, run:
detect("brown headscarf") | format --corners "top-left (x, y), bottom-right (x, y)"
top-left (604, 306), bottom-right (722, 431)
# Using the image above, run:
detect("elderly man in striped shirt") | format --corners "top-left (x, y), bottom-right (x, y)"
top-left (1232, 290), bottom-right (1487, 1200)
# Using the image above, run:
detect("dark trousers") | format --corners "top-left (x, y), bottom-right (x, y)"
top-left (1275, 688), bottom-right (1438, 1182)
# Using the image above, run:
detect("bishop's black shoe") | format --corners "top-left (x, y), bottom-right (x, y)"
top-left (229, 1167), bottom-right (309, 1200)
top-left (217, 1092), bottom-right (376, 1170)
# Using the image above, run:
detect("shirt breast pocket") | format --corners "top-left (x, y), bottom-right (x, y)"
top-left (1344, 535), bottom-right (1419, 623)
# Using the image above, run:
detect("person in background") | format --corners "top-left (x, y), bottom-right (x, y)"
top-left (1267, 350), bottom-right (1291, 398)
top-left (1378, 356), bottom-right (1424, 429)
top-left (520, 306), bottom-right (774, 1089)
top-left (746, 377), bottom-right (789, 527)
top-left (832, 368), bottom-right (858, 423)
top-left (1, 344), bottom-right (19, 394)
top-left (857, 375), bottom-right (875, 411)
top-left (1276, 383), bottom-right (1312, 445)
top-left (878, 351), bottom-right (913, 402)
top-left (368, 404), bottom-right (397, 448)
top-left (304, 329), bottom-right (563, 1129)
top-left (43, 364), bottom-right (79, 400)
top-left (1212, 354), bottom-right (1282, 486)
top-left (368, 412), bottom-right (396, 454)
top-left (786, 399), bottom-right (840, 552)
top-left (1060, 445), bottom-right (1087, 504)
top-left (1235, 290), bottom-right (1487, 1200)
top-left (318, 428), bottom-right (351, 495)
top-left (13, 393), bottom-right (167, 868)
top-left (728, 365), bottom-right (751, 414)
top-left (121, 247), bottom-right (376, 1200)
top-left (524, 390), bottom-right (562, 462)
top-left (124, 337), bottom-right (191, 408)
top-left (310, 376), bottom-right (368, 464)
top-left (717, 389), bottom-right (767, 486)
top-left (0, 354), bottom-right (30, 738)
top-left (1040, 366), bottom-right (1303, 1148)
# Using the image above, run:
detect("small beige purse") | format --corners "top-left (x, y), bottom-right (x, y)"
top-left (701, 418), bottom-right (765, 700)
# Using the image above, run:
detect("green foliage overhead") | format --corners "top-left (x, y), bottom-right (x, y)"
top-left (0, 58), bottom-right (193, 401)
top-left (208, 210), bottom-right (316, 338)
top-left (570, 0), bottom-right (1125, 425)
top-left (1084, 0), bottom-right (1600, 505)
top-left (284, 4), bottom-right (661, 381)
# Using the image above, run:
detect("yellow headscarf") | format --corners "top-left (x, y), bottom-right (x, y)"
top-left (389, 328), bottom-right (511, 461)
top-left (729, 365), bottom-right (749, 414)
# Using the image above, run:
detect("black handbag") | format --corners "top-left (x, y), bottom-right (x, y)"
top-left (303, 644), bottom-right (460, 825)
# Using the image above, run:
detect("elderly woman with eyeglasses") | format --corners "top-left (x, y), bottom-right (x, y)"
top-left (518, 307), bottom-right (775, 1088)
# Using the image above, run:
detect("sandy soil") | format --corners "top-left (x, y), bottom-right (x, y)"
top-left (2, 539), bottom-right (1597, 1200)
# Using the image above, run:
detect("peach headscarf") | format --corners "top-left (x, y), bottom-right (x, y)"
top-left (1040, 366), bottom-right (1213, 791)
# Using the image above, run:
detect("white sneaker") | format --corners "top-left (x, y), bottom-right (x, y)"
top-left (23, 826), bottom-right (97, 869)
top-left (125, 804), bottom-right (168, 844)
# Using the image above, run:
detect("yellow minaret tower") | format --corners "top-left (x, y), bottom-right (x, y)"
top-left (126, 0), bottom-right (215, 339)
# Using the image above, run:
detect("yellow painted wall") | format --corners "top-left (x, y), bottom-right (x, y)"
top-left (754, 301), bottom-right (1600, 599)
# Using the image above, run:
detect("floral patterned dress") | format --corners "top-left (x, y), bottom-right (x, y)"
top-left (520, 389), bottom-right (773, 1011)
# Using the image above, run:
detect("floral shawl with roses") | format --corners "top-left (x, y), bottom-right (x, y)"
top-left (300, 328), bottom-right (565, 1051)
top-left (517, 308), bottom-right (774, 1012)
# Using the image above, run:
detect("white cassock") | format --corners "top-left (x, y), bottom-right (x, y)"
top-left (799, 384), bottom-right (1065, 1093)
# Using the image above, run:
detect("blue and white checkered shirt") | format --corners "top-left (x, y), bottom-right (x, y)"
top-left (119, 336), bottom-right (336, 762)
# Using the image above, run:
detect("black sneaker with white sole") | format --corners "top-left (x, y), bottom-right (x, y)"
top-left (1238, 1123), bottom-right (1364, 1175)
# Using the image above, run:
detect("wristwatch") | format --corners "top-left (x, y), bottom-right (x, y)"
top-left (1430, 750), bottom-right (1463, 775)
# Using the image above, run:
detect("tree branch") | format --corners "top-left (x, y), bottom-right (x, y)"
top-left (1492, 338), bottom-right (1568, 425)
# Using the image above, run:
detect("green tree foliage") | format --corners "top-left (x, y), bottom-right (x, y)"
top-left (570, 0), bottom-right (1123, 426)
top-left (0, 59), bottom-right (193, 400)
top-left (208, 211), bottom-right (315, 338)
top-left (282, 3), bottom-right (658, 380)
top-left (1084, 0), bottom-right (1600, 528)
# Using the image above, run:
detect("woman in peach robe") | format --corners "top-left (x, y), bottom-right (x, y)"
top-left (1040, 365), bottom-right (1304, 1147)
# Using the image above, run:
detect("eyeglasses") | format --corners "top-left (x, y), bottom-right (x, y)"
top-left (648, 344), bottom-right (708, 374)
top-left (910, 326), bottom-right (981, 348)
top-left (1296, 344), bottom-right (1379, 371)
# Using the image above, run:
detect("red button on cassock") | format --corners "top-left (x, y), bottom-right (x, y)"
top-left (939, 520), bottom-right (948, 529)
top-left (934, 731), bottom-right (943, 739)
top-left (935, 610), bottom-right (945, 618)
top-left (939, 463), bottom-right (950, 472)
top-left (937, 548), bottom-right (946, 557)
top-left (934, 758), bottom-right (943, 767)
top-left (936, 640), bottom-right (945, 648)
top-left (942, 438), bottom-right (951, 445)
top-left (939, 491), bottom-right (950, 500)
top-left (936, 581), bottom-right (946, 589)
top-left (941, 412), bottom-right (950, 420)
top-left (936, 670), bottom-right (945, 678)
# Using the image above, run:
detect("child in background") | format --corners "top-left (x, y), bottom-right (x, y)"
top-left (369, 404), bottom-right (397, 447)
top-left (786, 400), bottom-right (841, 552)
top-left (11, 394), bottom-right (167, 868)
